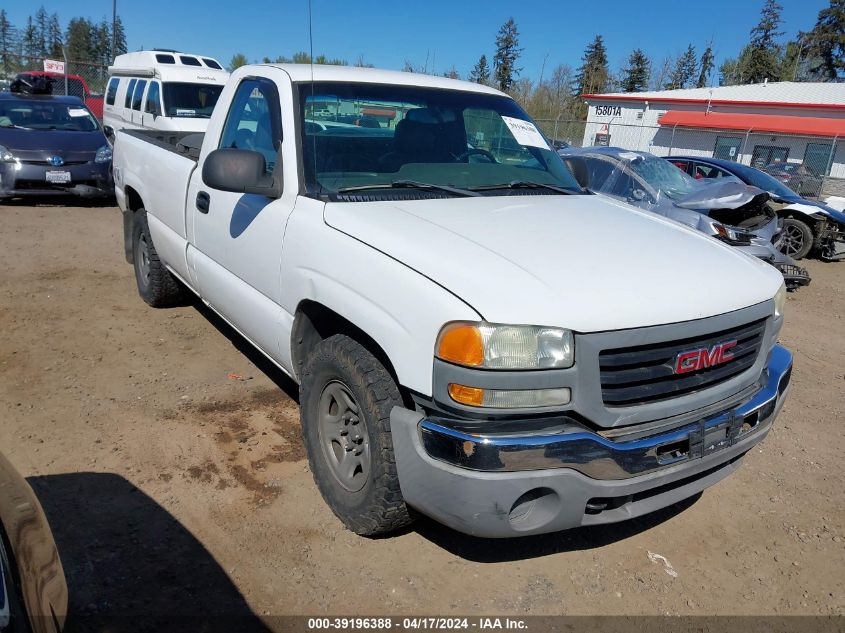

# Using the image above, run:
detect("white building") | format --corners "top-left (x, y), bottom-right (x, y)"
top-left (582, 82), bottom-right (845, 183)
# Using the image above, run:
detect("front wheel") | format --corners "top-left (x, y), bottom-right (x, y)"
top-left (132, 210), bottom-right (188, 307)
top-left (300, 335), bottom-right (413, 536)
top-left (779, 217), bottom-right (813, 260)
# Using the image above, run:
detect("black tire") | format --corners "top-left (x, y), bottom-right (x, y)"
top-left (132, 210), bottom-right (188, 307)
top-left (0, 530), bottom-right (32, 633)
top-left (779, 217), bottom-right (813, 261)
top-left (299, 335), bottom-right (413, 536)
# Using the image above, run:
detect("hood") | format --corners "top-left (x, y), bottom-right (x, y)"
top-left (324, 194), bottom-right (783, 332)
top-left (0, 127), bottom-right (106, 154)
top-left (674, 180), bottom-right (767, 211)
top-left (778, 198), bottom-right (845, 226)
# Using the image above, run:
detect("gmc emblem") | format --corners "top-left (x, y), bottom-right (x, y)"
top-left (674, 340), bottom-right (738, 374)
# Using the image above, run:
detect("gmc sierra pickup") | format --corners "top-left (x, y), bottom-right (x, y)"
top-left (113, 64), bottom-right (793, 538)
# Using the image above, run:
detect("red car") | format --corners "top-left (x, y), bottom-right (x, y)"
top-left (13, 71), bottom-right (104, 119)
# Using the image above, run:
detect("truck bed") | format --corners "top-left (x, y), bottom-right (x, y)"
top-left (121, 129), bottom-right (205, 162)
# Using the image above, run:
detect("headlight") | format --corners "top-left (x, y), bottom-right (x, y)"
top-left (436, 322), bottom-right (574, 370)
top-left (773, 282), bottom-right (786, 319)
top-left (0, 144), bottom-right (15, 162)
top-left (95, 145), bottom-right (112, 164)
top-left (712, 222), bottom-right (751, 243)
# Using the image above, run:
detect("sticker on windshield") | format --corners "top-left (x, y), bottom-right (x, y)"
top-left (176, 108), bottom-right (197, 116)
top-left (68, 108), bottom-right (89, 117)
top-left (501, 116), bottom-right (549, 149)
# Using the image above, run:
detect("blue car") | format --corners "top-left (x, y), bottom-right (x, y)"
top-left (667, 156), bottom-right (845, 261)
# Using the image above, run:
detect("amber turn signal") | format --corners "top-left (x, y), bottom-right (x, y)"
top-left (448, 383), bottom-right (485, 406)
top-left (436, 323), bottom-right (484, 367)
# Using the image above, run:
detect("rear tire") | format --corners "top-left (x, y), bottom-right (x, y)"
top-left (132, 209), bottom-right (188, 307)
top-left (779, 217), bottom-right (813, 260)
top-left (300, 335), bottom-right (413, 536)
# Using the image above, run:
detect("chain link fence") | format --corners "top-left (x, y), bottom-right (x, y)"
top-left (1, 52), bottom-right (109, 118)
top-left (535, 117), bottom-right (844, 200)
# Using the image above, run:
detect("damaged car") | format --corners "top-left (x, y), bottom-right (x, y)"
top-left (667, 156), bottom-right (845, 262)
top-left (559, 147), bottom-right (810, 289)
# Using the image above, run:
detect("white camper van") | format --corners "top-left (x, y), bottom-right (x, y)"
top-left (104, 50), bottom-right (229, 135)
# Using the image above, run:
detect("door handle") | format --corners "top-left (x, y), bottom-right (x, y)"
top-left (196, 191), bottom-right (210, 213)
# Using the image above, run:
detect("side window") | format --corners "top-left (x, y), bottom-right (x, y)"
top-left (144, 82), bottom-right (161, 115)
top-left (219, 78), bottom-right (282, 175)
top-left (669, 160), bottom-right (689, 173)
top-left (106, 78), bottom-right (119, 105)
top-left (693, 162), bottom-right (729, 180)
top-left (124, 79), bottom-right (136, 108)
top-left (131, 80), bottom-right (147, 111)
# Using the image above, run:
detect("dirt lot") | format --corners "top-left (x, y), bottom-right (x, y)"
top-left (1, 201), bottom-right (843, 627)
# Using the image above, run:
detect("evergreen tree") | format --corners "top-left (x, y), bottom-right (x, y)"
top-left (23, 17), bottom-right (38, 59)
top-left (0, 10), bottom-right (14, 75)
top-left (443, 66), bottom-right (459, 79)
top-left (802, 0), bottom-right (845, 80)
top-left (92, 18), bottom-right (112, 66)
top-left (469, 54), bottom-right (490, 84)
top-left (34, 6), bottom-right (49, 56)
top-left (620, 48), bottom-right (650, 92)
top-left (493, 18), bottom-right (522, 91)
top-left (745, 0), bottom-right (784, 82)
top-left (65, 18), bottom-right (93, 62)
top-left (697, 45), bottom-right (714, 87)
top-left (47, 13), bottom-right (63, 58)
top-left (665, 45), bottom-right (697, 89)
top-left (112, 15), bottom-right (127, 57)
top-left (575, 35), bottom-right (609, 96)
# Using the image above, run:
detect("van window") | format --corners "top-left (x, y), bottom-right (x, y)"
top-left (145, 81), bottom-right (161, 116)
top-left (131, 80), bottom-right (147, 111)
top-left (155, 54), bottom-right (175, 64)
top-left (124, 79), bottom-right (136, 108)
top-left (180, 56), bottom-right (201, 66)
top-left (162, 82), bottom-right (222, 118)
top-left (202, 58), bottom-right (223, 70)
top-left (106, 77), bottom-right (119, 105)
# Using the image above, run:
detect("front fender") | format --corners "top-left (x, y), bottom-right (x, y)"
top-left (280, 197), bottom-right (481, 396)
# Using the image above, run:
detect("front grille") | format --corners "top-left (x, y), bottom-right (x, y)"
top-left (599, 318), bottom-right (766, 407)
top-left (21, 159), bottom-right (88, 166)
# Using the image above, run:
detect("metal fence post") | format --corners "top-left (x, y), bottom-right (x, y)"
top-left (62, 46), bottom-right (68, 96)
top-left (668, 124), bottom-right (678, 156)
top-left (822, 136), bottom-right (838, 198)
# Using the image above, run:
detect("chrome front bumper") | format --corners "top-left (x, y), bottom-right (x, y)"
top-left (420, 345), bottom-right (792, 479)
top-left (390, 344), bottom-right (792, 537)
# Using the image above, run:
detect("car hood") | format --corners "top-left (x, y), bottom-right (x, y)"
top-left (776, 197), bottom-right (845, 225)
top-left (674, 180), bottom-right (767, 211)
top-left (324, 194), bottom-right (782, 332)
top-left (0, 127), bottom-right (106, 153)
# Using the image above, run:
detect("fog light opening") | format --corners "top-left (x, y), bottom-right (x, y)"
top-left (507, 487), bottom-right (560, 531)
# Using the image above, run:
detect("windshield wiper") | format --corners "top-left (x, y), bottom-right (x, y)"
top-left (470, 180), bottom-right (582, 195)
top-left (337, 180), bottom-right (481, 197)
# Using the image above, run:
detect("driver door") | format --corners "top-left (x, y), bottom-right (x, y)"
top-left (189, 76), bottom-right (293, 360)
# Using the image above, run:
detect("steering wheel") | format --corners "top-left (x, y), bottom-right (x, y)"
top-left (456, 148), bottom-right (497, 163)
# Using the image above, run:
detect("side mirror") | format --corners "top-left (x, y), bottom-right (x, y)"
top-left (202, 148), bottom-right (282, 198)
top-left (103, 125), bottom-right (114, 142)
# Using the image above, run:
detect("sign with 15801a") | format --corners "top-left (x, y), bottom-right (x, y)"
top-left (594, 105), bottom-right (622, 117)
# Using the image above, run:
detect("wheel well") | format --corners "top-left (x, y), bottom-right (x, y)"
top-left (291, 301), bottom-right (412, 406)
top-left (122, 186), bottom-right (145, 263)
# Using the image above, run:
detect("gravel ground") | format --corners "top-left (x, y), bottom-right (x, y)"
top-left (0, 201), bottom-right (843, 630)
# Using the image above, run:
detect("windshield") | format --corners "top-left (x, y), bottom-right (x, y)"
top-left (0, 99), bottom-right (99, 131)
top-left (298, 82), bottom-right (580, 197)
top-left (162, 82), bottom-right (223, 118)
top-left (730, 162), bottom-right (797, 199)
top-left (625, 153), bottom-right (699, 199)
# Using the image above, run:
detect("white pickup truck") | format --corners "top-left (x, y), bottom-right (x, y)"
top-left (113, 65), bottom-right (793, 538)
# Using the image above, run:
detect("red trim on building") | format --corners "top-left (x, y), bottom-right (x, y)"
top-left (657, 110), bottom-right (845, 137)
top-left (581, 93), bottom-right (845, 111)
top-left (362, 108), bottom-right (396, 118)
